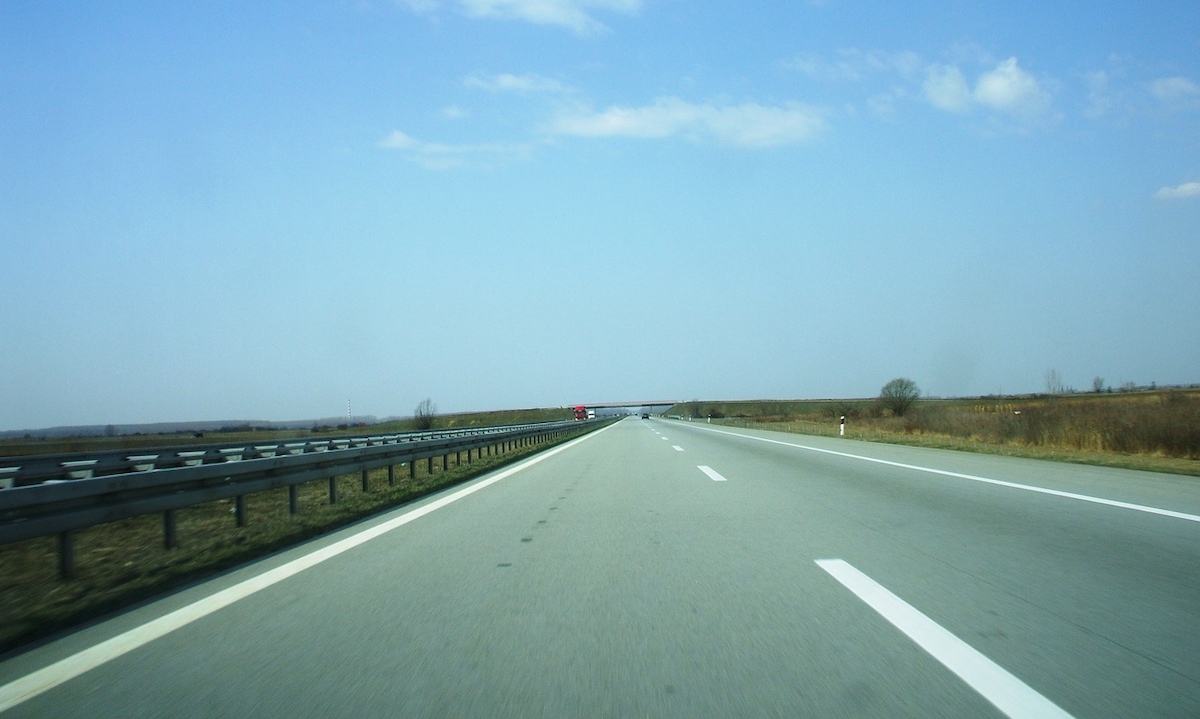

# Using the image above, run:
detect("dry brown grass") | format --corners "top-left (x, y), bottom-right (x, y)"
top-left (689, 390), bottom-right (1200, 477)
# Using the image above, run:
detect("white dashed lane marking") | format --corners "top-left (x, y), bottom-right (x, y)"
top-left (816, 559), bottom-right (1075, 719)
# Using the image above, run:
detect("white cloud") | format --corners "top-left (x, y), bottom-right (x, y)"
top-left (867, 86), bottom-right (909, 118)
top-left (1084, 71), bottom-right (1112, 118)
top-left (924, 57), bottom-right (1050, 117)
top-left (380, 130), bottom-right (419, 150)
top-left (547, 97), bottom-right (825, 147)
top-left (973, 58), bottom-right (1050, 115)
top-left (923, 64), bottom-right (972, 113)
top-left (407, 0), bottom-right (641, 33)
top-left (785, 49), bottom-right (923, 83)
top-left (400, 0), bottom-right (440, 11)
top-left (379, 129), bottom-right (529, 169)
top-left (1150, 76), bottom-right (1200, 109)
top-left (465, 72), bottom-right (569, 94)
top-left (1154, 182), bottom-right (1200, 200)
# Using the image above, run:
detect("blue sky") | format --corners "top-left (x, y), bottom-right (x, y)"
top-left (2, 1), bottom-right (1198, 430)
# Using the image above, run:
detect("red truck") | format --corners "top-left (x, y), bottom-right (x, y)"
top-left (574, 405), bottom-right (588, 420)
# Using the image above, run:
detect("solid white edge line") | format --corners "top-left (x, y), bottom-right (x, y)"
top-left (683, 424), bottom-right (1200, 523)
top-left (0, 423), bottom-right (616, 714)
top-left (816, 559), bottom-right (1074, 719)
top-left (698, 465), bottom-right (727, 482)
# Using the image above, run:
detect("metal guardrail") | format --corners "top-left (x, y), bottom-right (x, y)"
top-left (0, 423), bottom-right (570, 488)
top-left (0, 419), bottom-right (599, 578)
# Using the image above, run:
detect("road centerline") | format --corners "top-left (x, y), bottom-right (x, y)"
top-left (816, 559), bottom-right (1075, 719)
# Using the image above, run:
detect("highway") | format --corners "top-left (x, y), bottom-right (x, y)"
top-left (2, 416), bottom-right (1199, 717)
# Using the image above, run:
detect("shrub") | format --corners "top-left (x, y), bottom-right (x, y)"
top-left (414, 399), bottom-right (437, 431)
top-left (880, 378), bottom-right (920, 417)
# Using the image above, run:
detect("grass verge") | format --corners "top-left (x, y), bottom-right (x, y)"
top-left (706, 417), bottom-right (1200, 477)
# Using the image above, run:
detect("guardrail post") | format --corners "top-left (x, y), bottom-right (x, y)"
top-left (164, 510), bottom-right (177, 549)
top-left (2, 421), bottom-right (580, 569)
top-left (58, 531), bottom-right (75, 580)
top-left (409, 461), bottom-right (415, 480)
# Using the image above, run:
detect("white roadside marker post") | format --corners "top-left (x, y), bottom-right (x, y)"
top-left (840, 415), bottom-right (845, 436)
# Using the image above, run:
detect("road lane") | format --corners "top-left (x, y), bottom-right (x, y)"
top-left (0, 424), bottom-right (616, 712)
top-left (3, 416), bottom-right (1198, 717)
top-left (661, 418), bottom-right (1200, 717)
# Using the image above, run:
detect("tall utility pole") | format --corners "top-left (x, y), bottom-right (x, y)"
top-left (347, 399), bottom-right (352, 424)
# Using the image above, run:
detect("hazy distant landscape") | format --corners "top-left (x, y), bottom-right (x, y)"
top-left (0, 417), bottom-right (380, 441)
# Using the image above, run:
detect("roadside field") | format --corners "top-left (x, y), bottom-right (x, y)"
top-left (0, 407), bottom-right (573, 458)
top-left (672, 389), bottom-right (1200, 477)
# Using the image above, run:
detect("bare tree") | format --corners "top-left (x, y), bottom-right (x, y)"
top-left (414, 398), bottom-right (437, 431)
top-left (879, 378), bottom-right (920, 417)
top-left (1092, 376), bottom-right (1105, 393)
top-left (1045, 368), bottom-right (1064, 395)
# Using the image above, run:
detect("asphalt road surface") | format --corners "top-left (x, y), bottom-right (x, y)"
top-left (3, 417), bottom-right (1199, 718)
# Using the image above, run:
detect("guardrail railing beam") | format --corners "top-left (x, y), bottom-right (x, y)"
top-left (1, 419), bottom-right (604, 579)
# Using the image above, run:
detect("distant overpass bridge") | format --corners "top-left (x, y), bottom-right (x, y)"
top-left (575, 401), bottom-right (680, 416)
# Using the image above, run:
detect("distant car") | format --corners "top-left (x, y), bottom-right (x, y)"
top-left (641, 413), bottom-right (650, 419)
